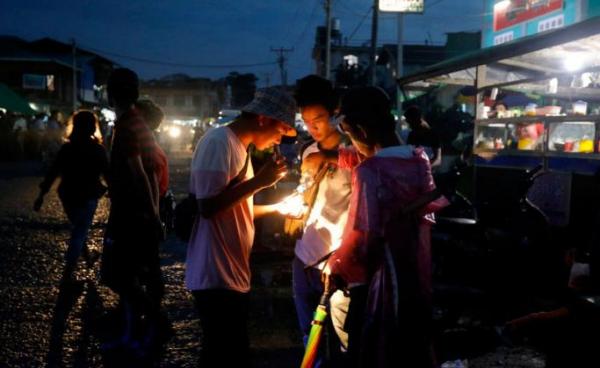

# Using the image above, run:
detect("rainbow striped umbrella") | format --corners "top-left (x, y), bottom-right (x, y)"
top-left (300, 278), bottom-right (333, 368)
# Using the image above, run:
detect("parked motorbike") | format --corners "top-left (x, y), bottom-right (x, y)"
top-left (432, 163), bottom-right (566, 303)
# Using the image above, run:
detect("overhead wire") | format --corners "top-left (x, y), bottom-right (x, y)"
top-left (280, 0), bottom-right (305, 45)
top-left (79, 44), bottom-right (277, 69)
top-left (293, 0), bottom-right (322, 46)
top-left (347, 6), bottom-right (372, 41)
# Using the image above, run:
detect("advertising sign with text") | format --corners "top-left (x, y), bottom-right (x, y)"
top-left (493, 0), bottom-right (563, 31)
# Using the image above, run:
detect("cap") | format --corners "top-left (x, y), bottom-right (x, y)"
top-left (242, 87), bottom-right (297, 136)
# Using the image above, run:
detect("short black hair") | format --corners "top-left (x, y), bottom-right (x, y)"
top-left (136, 99), bottom-right (164, 130)
top-left (294, 75), bottom-right (337, 114)
top-left (240, 111), bottom-right (257, 121)
top-left (107, 68), bottom-right (139, 108)
top-left (69, 110), bottom-right (98, 143)
top-left (340, 86), bottom-right (395, 141)
top-left (403, 105), bottom-right (422, 123)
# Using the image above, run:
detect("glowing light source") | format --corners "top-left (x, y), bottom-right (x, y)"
top-left (168, 126), bottom-right (181, 138)
top-left (101, 108), bottom-right (116, 122)
top-left (494, 0), bottom-right (511, 11)
top-left (564, 54), bottom-right (585, 72)
top-left (275, 193), bottom-right (307, 218)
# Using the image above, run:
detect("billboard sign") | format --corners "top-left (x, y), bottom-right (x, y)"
top-left (379, 0), bottom-right (424, 13)
top-left (493, 0), bottom-right (564, 31)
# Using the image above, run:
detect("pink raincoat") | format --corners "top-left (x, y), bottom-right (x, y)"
top-left (331, 146), bottom-right (448, 367)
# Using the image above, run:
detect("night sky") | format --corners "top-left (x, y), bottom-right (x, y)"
top-left (2, 0), bottom-right (484, 85)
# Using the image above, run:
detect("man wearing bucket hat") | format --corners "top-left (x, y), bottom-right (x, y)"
top-left (185, 87), bottom-right (296, 366)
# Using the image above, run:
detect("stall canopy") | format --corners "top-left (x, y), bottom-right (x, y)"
top-left (0, 83), bottom-right (35, 115)
top-left (397, 16), bottom-right (600, 102)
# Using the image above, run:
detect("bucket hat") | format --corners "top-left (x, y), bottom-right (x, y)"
top-left (242, 87), bottom-right (297, 136)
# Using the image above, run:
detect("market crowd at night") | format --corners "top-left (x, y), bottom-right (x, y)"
top-left (2, 0), bottom-right (600, 367)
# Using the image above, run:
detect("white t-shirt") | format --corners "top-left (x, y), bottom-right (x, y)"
top-left (295, 142), bottom-right (352, 267)
top-left (185, 126), bottom-right (255, 293)
top-left (13, 118), bottom-right (27, 132)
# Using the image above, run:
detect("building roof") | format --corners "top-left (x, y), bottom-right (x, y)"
top-left (0, 35), bottom-right (115, 69)
top-left (142, 74), bottom-right (214, 89)
top-left (381, 44), bottom-right (446, 65)
top-left (0, 83), bottom-right (35, 114)
top-left (397, 16), bottom-right (600, 86)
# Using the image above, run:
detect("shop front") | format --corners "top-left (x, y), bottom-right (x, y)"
top-left (397, 16), bottom-right (600, 227)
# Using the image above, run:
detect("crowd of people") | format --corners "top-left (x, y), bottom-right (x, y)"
top-left (0, 108), bottom-right (116, 165)
top-left (34, 67), bottom-right (447, 367)
top-left (0, 110), bottom-right (64, 162)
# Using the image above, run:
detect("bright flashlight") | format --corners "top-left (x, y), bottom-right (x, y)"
top-left (168, 126), bottom-right (181, 138)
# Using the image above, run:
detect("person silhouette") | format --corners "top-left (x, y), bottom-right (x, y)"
top-left (34, 110), bottom-right (108, 281)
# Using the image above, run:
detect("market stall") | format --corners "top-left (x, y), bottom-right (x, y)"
top-left (397, 16), bottom-right (600, 225)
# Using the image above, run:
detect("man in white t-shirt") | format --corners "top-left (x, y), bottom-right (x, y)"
top-left (185, 87), bottom-right (296, 367)
top-left (293, 75), bottom-right (352, 364)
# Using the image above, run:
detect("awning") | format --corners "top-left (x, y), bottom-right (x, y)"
top-left (0, 83), bottom-right (36, 114)
top-left (397, 16), bottom-right (600, 87)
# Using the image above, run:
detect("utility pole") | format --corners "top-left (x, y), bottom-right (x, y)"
top-left (325, 0), bottom-right (332, 80)
top-left (370, 0), bottom-right (379, 86)
top-left (71, 38), bottom-right (77, 112)
top-left (261, 72), bottom-right (271, 88)
top-left (270, 47), bottom-right (294, 87)
top-left (396, 14), bottom-right (404, 112)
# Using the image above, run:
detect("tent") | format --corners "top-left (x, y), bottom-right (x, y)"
top-left (0, 83), bottom-right (35, 115)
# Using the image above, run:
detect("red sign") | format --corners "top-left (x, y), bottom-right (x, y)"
top-left (494, 0), bottom-right (563, 31)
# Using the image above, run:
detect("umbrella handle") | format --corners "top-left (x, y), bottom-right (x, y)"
top-left (319, 276), bottom-right (333, 306)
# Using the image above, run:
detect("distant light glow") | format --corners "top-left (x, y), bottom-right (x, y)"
top-left (101, 108), bottom-right (116, 122)
top-left (168, 126), bottom-right (181, 138)
top-left (564, 54), bottom-right (585, 72)
top-left (29, 103), bottom-right (39, 111)
top-left (494, 0), bottom-right (511, 11)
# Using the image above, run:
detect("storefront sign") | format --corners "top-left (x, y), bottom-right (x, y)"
top-left (494, 0), bottom-right (563, 31)
top-left (379, 0), bottom-right (424, 13)
top-left (494, 31), bottom-right (514, 45)
top-left (537, 14), bottom-right (565, 32)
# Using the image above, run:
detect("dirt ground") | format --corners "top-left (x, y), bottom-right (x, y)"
top-left (0, 151), bottom-right (547, 367)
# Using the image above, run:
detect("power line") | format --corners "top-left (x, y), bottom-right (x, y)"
top-left (347, 6), bottom-right (372, 41)
top-left (271, 47), bottom-right (294, 86)
top-left (79, 44), bottom-right (277, 69)
top-left (293, 0), bottom-right (321, 46)
top-left (425, 0), bottom-right (447, 8)
top-left (335, 1), bottom-right (371, 18)
top-left (280, 1), bottom-right (305, 45)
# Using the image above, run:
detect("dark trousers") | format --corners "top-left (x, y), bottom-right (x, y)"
top-left (192, 289), bottom-right (250, 367)
top-left (345, 285), bottom-right (368, 368)
top-left (102, 217), bottom-right (165, 330)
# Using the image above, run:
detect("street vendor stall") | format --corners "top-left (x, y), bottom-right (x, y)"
top-left (397, 16), bottom-right (600, 225)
